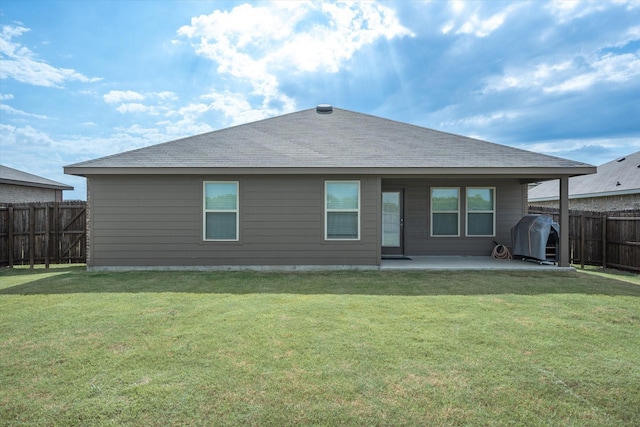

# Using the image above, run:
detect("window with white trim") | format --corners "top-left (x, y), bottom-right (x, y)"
top-left (431, 188), bottom-right (459, 236)
top-left (466, 187), bottom-right (495, 236)
top-left (203, 181), bottom-right (239, 241)
top-left (325, 181), bottom-right (360, 240)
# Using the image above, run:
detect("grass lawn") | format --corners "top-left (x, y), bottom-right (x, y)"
top-left (1, 266), bottom-right (639, 426)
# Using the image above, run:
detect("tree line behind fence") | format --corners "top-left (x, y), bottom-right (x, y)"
top-left (0, 201), bottom-right (86, 268)
top-left (529, 206), bottom-right (640, 272)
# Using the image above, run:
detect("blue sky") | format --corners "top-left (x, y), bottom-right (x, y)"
top-left (1, 0), bottom-right (639, 200)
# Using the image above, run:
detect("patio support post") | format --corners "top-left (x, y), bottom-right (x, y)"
top-left (559, 176), bottom-right (570, 267)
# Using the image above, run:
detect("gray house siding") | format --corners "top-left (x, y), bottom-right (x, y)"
top-left (383, 178), bottom-right (526, 256)
top-left (88, 174), bottom-right (380, 268)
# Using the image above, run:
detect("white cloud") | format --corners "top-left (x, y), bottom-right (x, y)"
top-left (104, 90), bottom-right (180, 115)
top-left (546, 0), bottom-right (639, 24)
top-left (0, 93), bottom-right (14, 101)
top-left (103, 90), bottom-right (145, 104)
top-left (456, 11), bottom-right (507, 38)
top-left (441, 22), bottom-right (454, 34)
top-left (524, 137), bottom-right (640, 157)
top-left (440, 110), bottom-right (524, 128)
top-left (157, 91), bottom-right (178, 101)
top-left (178, 1), bottom-right (413, 121)
top-left (0, 24), bottom-right (100, 87)
top-left (0, 103), bottom-right (49, 119)
top-left (486, 51), bottom-right (640, 94)
top-left (546, 0), bottom-right (612, 23)
top-left (442, 2), bottom-right (519, 38)
top-left (115, 103), bottom-right (150, 114)
top-left (617, 25), bottom-right (640, 47)
top-left (0, 123), bottom-right (56, 149)
top-left (450, 0), bottom-right (465, 14)
top-left (201, 91), bottom-right (283, 125)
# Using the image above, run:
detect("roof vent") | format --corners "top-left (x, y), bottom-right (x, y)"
top-left (616, 181), bottom-right (621, 186)
top-left (616, 157), bottom-right (626, 162)
top-left (316, 104), bottom-right (333, 114)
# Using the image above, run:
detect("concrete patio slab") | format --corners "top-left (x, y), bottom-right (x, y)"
top-left (380, 256), bottom-right (575, 271)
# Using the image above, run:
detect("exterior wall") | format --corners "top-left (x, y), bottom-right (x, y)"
top-left (0, 183), bottom-right (62, 204)
top-left (383, 178), bottom-right (526, 256)
top-left (529, 194), bottom-right (640, 212)
top-left (87, 174), bottom-right (380, 268)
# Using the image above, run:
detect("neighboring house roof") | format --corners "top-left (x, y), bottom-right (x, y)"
top-left (0, 165), bottom-right (73, 190)
top-left (529, 151), bottom-right (640, 202)
top-left (65, 106), bottom-right (595, 178)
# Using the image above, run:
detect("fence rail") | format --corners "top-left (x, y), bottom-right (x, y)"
top-left (529, 207), bottom-right (640, 272)
top-left (0, 201), bottom-right (87, 268)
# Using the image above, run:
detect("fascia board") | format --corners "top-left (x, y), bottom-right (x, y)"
top-left (529, 187), bottom-right (640, 202)
top-left (0, 178), bottom-right (73, 191)
top-left (65, 166), bottom-right (597, 177)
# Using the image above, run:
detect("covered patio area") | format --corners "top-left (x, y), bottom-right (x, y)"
top-left (380, 256), bottom-right (575, 271)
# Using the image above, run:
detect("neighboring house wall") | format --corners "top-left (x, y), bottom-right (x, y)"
top-left (530, 194), bottom-right (640, 211)
top-left (88, 174), bottom-right (381, 268)
top-left (384, 178), bottom-right (526, 256)
top-left (0, 183), bottom-right (63, 204)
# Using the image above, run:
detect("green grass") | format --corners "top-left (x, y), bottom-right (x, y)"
top-left (1, 266), bottom-right (639, 426)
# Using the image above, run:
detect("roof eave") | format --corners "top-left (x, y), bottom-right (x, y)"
top-left (65, 165), bottom-right (597, 177)
top-left (529, 187), bottom-right (640, 202)
top-left (0, 178), bottom-right (74, 191)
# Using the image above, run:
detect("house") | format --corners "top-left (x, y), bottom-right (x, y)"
top-left (64, 106), bottom-right (595, 270)
top-left (529, 151), bottom-right (640, 211)
top-left (0, 165), bottom-right (73, 204)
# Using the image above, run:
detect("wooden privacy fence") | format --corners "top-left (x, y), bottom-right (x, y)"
top-left (0, 201), bottom-right (87, 268)
top-left (529, 207), bottom-right (640, 272)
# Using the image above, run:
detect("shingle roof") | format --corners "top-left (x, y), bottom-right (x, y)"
top-left (529, 151), bottom-right (640, 201)
top-left (0, 165), bottom-right (73, 190)
top-left (65, 107), bottom-right (593, 173)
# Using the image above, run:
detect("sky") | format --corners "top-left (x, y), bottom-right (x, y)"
top-left (1, 0), bottom-right (639, 200)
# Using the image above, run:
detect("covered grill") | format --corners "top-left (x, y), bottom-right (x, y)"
top-left (511, 214), bottom-right (559, 263)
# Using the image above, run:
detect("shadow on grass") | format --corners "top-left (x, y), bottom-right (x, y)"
top-left (1, 265), bottom-right (639, 297)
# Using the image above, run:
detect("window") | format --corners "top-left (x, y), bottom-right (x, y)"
top-left (203, 182), bottom-right (238, 241)
top-left (325, 181), bottom-right (360, 240)
top-left (467, 187), bottom-right (495, 236)
top-left (431, 188), bottom-right (459, 236)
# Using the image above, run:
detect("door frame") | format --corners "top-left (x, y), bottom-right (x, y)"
top-left (381, 189), bottom-right (405, 256)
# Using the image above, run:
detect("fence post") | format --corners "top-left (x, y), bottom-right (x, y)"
top-left (53, 202), bottom-right (60, 264)
top-left (580, 215), bottom-right (585, 269)
top-left (602, 214), bottom-right (607, 269)
top-left (8, 205), bottom-right (14, 268)
top-left (29, 205), bottom-right (35, 269)
top-left (45, 204), bottom-right (50, 269)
